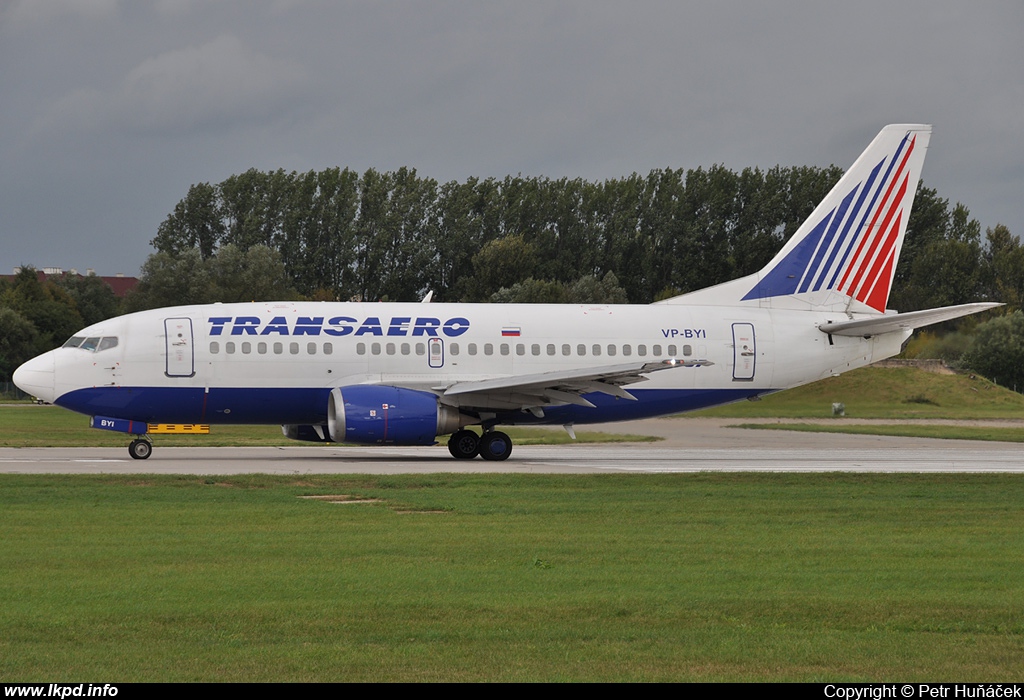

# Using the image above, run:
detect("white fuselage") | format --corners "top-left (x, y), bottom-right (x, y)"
top-left (18, 301), bottom-right (908, 428)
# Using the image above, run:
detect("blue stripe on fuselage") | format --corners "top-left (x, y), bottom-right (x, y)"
top-left (55, 386), bottom-right (766, 427)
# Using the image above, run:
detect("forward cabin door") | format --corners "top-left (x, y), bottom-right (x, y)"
top-left (731, 322), bottom-right (756, 381)
top-left (164, 317), bottom-right (195, 378)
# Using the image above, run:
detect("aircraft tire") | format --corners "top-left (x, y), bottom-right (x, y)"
top-left (128, 439), bottom-right (152, 460)
top-left (479, 431), bottom-right (512, 461)
top-left (447, 429), bottom-right (480, 459)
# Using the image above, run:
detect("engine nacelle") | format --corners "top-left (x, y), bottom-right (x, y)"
top-left (281, 424), bottom-right (331, 442)
top-left (327, 386), bottom-right (468, 445)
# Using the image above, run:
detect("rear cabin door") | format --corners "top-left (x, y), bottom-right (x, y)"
top-left (164, 317), bottom-right (195, 377)
top-left (731, 322), bottom-right (756, 381)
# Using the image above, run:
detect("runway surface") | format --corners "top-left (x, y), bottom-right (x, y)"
top-left (2, 418), bottom-right (1023, 474)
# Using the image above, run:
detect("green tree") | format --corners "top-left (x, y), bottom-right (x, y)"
top-left (963, 312), bottom-right (1024, 391)
top-left (490, 278), bottom-right (569, 304)
top-left (0, 307), bottom-right (39, 381)
top-left (151, 182), bottom-right (225, 259)
top-left (1, 268), bottom-right (83, 354)
top-left (207, 244), bottom-right (299, 302)
top-left (52, 273), bottom-right (121, 326)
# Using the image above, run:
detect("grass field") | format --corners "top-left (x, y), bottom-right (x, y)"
top-left (736, 423), bottom-right (1024, 442)
top-left (2, 473), bottom-right (1023, 682)
top-left (693, 366), bottom-right (1024, 419)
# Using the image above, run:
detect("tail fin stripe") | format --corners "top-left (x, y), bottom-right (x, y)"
top-left (819, 158), bottom-right (886, 291)
top-left (739, 210), bottom-right (835, 301)
top-left (837, 134), bottom-right (915, 292)
top-left (844, 171), bottom-right (910, 299)
top-left (848, 173), bottom-right (910, 301)
top-left (857, 201), bottom-right (906, 307)
top-left (799, 185), bottom-right (859, 293)
top-left (862, 226), bottom-right (899, 311)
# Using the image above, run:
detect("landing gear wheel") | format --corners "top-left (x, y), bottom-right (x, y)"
top-left (448, 429), bottom-right (480, 459)
top-left (479, 431), bottom-right (513, 461)
top-left (128, 439), bottom-right (152, 460)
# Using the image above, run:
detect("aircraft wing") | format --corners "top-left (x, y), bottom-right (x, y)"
top-left (437, 359), bottom-right (695, 411)
top-left (818, 302), bottom-right (1002, 337)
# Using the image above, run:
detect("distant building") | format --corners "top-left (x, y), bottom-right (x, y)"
top-left (3, 267), bottom-right (139, 298)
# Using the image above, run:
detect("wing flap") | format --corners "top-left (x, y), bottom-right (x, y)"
top-left (438, 360), bottom-right (686, 410)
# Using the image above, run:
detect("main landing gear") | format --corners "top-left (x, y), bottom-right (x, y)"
top-left (447, 429), bottom-right (513, 461)
top-left (128, 438), bottom-right (152, 460)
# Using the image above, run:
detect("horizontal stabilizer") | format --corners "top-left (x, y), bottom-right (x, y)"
top-left (818, 303), bottom-right (1002, 337)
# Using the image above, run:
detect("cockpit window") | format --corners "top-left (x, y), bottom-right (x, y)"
top-left (63, 336), bottom-right (119, 352)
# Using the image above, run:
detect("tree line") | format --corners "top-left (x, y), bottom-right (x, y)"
top-left (139, 166), bottom-right (1017, 312)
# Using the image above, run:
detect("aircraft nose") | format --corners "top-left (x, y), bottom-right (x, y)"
top-left (13, 352), bottom-right (56, 403)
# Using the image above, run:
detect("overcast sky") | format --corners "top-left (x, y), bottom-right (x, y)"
top-left (1, 0), bottom-right (1021, 278)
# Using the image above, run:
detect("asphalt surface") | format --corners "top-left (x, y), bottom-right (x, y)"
top-left (2, 418), bottom-right (1023, 474)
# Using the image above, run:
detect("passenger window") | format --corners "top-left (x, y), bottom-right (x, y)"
top-left (607, 344), bottom-right (616, 356)
top-left (546, 344), bottom-right (555, 356)
top-left (226, 342), bottom-right (236, 354)
top-left (274, 342), bottom-right (283, 355)
top-left (401, 343), bottom-right (410, 355)
top-left (484, 343), bottom-right (493, 356)
top-left (210, 342), bottom-right (219, 354)
top-left (592, 344), bottom-right (601, 356)
top-left (308, 342), bottom-right (317, 355)
top-left (468, 343), bottom-right (477, 356)
top-left (622, 344), bottom-right (632, 356)
top-left (653, 345), bottom-right (662, 356)
top-left (241, 342), bottom-right (251, 354)
top-left (450, 343), bottom-right (459, 356)
top-left (531, 344), bottom-right (540, 356)
top-left (415, 343), bottom-right (425, 356)
top-left (357, 343), bottom-right (366, 355)
top-left (324, 343), bottom-right (333, 355)
top-left (386, 343), bottom-right (396, 355)
top-left (577, 344), bottom-right (586, 356)
top-left (500, 344), bottom-right (510, 356)
top-left (562, 344), bottom-right (571, 356)
top-left (290, 342), bottom-right (299, 355)
top-left (371, 343), bottom-right (381, 355)
top-left (668, 345), bottom-right (677, 356)
top-left (638, 345), bottom-right (647, 356)
top-left (257, 342), bottom-right (267, 354)
top-left (516, 344), bottom-right (525, 356)
top-left (683, 344), bottom-right (692, 356)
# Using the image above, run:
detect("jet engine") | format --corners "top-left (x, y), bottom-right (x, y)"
top-left (326, 386), bottom-right (469, 445)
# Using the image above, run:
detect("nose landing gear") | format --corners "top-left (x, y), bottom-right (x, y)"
top-left (128, 438), bottom-right (152, 460)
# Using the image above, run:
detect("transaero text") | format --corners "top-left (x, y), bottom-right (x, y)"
top-left (208, 316), bottom-right (471, 338)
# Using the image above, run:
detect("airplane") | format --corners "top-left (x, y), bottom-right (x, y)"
top-left (13, 124), bottom-right (1000, 461)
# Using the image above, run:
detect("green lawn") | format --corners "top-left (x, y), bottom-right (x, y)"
top-left (693, 366), bottom-right (1024, 419)
top-left (2, 473), bottom-right (1023, 682)
top-left (735, 422), bottom-right (1024, 442)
